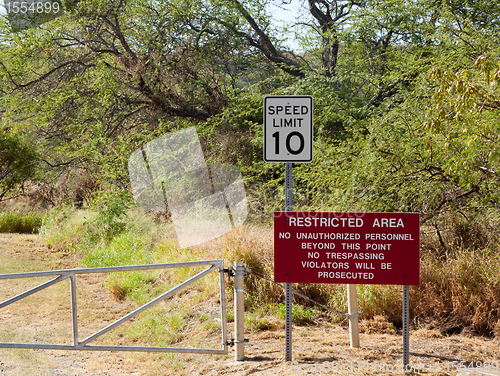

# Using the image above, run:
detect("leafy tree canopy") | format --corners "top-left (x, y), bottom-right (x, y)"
top-left (0, 0), bottom-right (499, 238)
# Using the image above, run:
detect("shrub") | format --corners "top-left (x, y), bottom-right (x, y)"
top-left (0, 211), bottom-right (44, 233)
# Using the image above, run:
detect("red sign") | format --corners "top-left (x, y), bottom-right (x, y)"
top-left (274, 212), bottom-right (420, 285)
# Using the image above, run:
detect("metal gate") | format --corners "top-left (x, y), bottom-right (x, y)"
top-left (0, 260), bottom-right (228, 354)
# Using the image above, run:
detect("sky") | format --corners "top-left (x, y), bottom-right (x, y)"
top-left (267, 0), bottom-right (305, 51)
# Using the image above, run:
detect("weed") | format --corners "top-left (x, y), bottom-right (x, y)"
top-left (107, 271), bottom-right (158, 303)
top-left (226, 310), bottom-right (235, 322)
top-left (276, 303), bottom-right (316, 325)
top-left (39, 205), bottom-right (91, 251)
top-left (196, 313), bottom-right (209, 322)
top-left (83, 232), bottom-right (153, 267)
top-left (245, 314), bottom-right (274, 331)
top-left (203, 320), bottom-right (220, 332)
top-left (90, 191), bottom-right (133, 241)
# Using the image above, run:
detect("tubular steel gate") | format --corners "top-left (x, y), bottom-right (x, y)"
top-left (0, 260), bottom-right (228, 354)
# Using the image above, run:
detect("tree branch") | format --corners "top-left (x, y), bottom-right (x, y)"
top-left (228, 0), bottom-right (305, 78)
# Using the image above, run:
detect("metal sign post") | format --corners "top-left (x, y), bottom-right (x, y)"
top-left (234, 262), bottom-right (246, 361)
top-left (402, 285), bottom-right (410, 368)
top-left (264, 95), bottom-right (313, 362)
top-left (285, 162), bottom-right (293, 361)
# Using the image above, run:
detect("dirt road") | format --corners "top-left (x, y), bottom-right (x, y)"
top-left (0, 234), bottom-right (145, 375)
top-left (0, 234), bottom-right (499, 375)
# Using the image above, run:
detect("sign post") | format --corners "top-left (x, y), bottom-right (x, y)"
top-left (347, 284), bottom-right (360, 348)
top-left (264, 95), bottom-right (314, 362)
top-left (285, 162), bottom-right (293, 361)
top-left (403, 285), bottom-right (410, 368)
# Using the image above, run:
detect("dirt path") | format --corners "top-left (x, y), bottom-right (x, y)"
top-left (0, 234), bottom-right (499, 375)
top-left (0, 234), bottom-right (146, 375)
top-left (210, 327), bottom-right (500, 375)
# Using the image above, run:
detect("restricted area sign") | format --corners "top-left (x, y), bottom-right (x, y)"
top-left (264, 96), bottom-right (313, 162)
top-left (274, 212), bottom-right (420, 285)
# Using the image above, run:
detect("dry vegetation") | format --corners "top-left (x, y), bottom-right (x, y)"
top-left (0, 234), bottom-right (499, 376)
top-left (1, 206), bottom-right (500, 375)
top-left (219, 224), bottom-right (500, 337)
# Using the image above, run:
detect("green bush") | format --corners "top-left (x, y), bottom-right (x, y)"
top-left (0, 211), bottom-right (45, 233)
top-left (90, 191), bottom-right (134, 241)
top-left (0, 132), bottom-right (39, 202)
top-left (38, 205), bottom-right (92, 251)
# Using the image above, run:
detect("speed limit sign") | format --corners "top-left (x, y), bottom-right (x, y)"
top-left (264, 95), bottom-right (313, 162)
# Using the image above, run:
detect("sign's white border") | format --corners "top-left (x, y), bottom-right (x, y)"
top-left (263, 95), bottom-right (314, 163)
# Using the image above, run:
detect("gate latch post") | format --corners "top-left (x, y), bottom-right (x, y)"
top-left (233, 261), bottom-right (246, 361)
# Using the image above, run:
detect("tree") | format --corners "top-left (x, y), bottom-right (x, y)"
top-left (0, 131), bottom-right (39, 201)
top-left (323, 12), bottom-right (500, 251)
top-left (2, 0), bottom-right (500, 229)
top-left (1, 0), bottom-right (265, 186)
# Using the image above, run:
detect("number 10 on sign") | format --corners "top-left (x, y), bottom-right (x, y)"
top-left (264, 96), bottom-right (313, 163)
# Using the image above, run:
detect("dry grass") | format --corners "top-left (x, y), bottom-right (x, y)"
top-left (218, 225), bottom-right (500, 337)
top-left (2, 226), bottom-right (500, 375)
top-left (414, 248), bottom-right (500, 335)
top-left (221, 225), bottom-right (284, 305)
top-left (358, 316), bottom-right (395, 334)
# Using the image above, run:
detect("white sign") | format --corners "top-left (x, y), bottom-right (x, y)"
top-left (264, 95), bottom-right (313, 162)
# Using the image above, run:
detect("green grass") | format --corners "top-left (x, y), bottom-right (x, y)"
top-left (0, 211), bottom-right (45, 233)
top-left (243, 302), bottom-right (317, 331)
top-left (83, 232), bottom-right (154, 267)
top-left (245, 314), bottom-right (275, 331)
top-left (276, 302), bottom-right (316, 324)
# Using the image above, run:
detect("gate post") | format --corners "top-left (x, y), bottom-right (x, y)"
top-left (234, 261), bottom-right (246, 360)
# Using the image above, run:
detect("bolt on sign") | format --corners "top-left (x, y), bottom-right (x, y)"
top-left (274, 212), bottom-right (420, 285)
